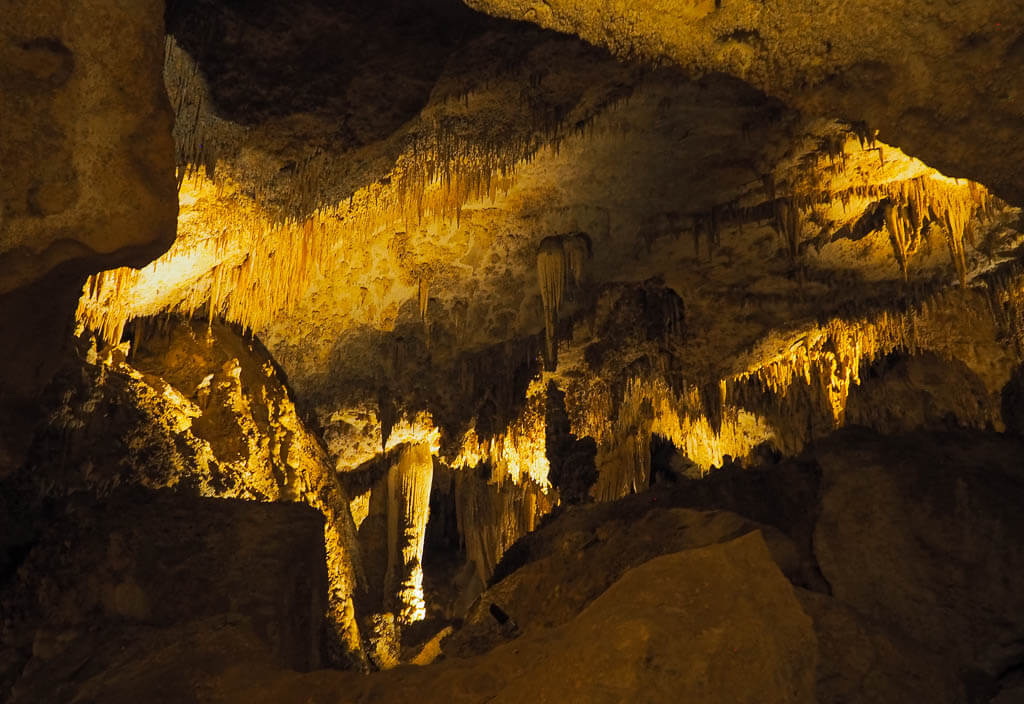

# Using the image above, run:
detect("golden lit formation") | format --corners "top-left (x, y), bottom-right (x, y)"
top-left (58, 23), bottom-right (1024, 681)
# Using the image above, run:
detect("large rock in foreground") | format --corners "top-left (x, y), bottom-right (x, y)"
top-left (2, 490), bottom-right (329, 702)
top-left (798, 589), bottom-right (965, 704)
top-left (3, 531), bottom-right (818, 704)
top-left (0, 0), bottom-right (176, 476)
top-left (446, 505), bottom-right (803, 657)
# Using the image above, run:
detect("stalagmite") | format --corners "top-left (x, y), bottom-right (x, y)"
top-left (385, 442), bottom-right (434, 624)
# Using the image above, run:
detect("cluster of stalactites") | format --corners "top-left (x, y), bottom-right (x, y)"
top-left (749, 130), bottom-right (997, 280)
top-left (453, 377), bottom-right (551, 489)
top-left (536, 232), bottom-right (592, 369)
top-left (76, 206), bottom-right (333, 345)
top-left (455, 470), bottom-right (553, 585)
top-left (560, 266), bottom-right (1024, 479)
top-left (80, 37), bottom-right (629, 347)
top-left (881, 176), bottom-right (993, 284)
top-left (76, 268), bottom-right (142, 344)
top-left (983, 263), bottom-right (1024, 355)
top-left (733, 311), bottom-right (918, 427)
top-left (729, 267), bottom-right (1024, 430)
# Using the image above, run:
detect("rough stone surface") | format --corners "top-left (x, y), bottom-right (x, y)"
top-left (4, 532), bottom-right (818, 704)
top-left (17, 317), bottom-right (367, 668)
top-left (1002, 363), bottom-right (1024, 436)
top-left (845, 351), bottom-right (1004, 433)
top-left (445, 506), bottom-right (802, 657)
top-left (813, 427), bottom-right (1024, 678)
top-left (797, 589), bottom-right (965, 704)
top-left (1, 490), bottom-right (328, 702)
top-left (464, 0), bottom-right (1024, 205)
top-left (0, 0), bottom-right (176, 291)
top-left (0, 0), bottom-right (176, 475)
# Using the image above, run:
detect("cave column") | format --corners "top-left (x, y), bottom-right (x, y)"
top-left (385, 442), bottom-right (434, 624)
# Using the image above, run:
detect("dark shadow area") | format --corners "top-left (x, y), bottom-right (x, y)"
top-left (544, 381), bottom-right (597, 506)
top-left (165, 0), bottom-right (495, 135)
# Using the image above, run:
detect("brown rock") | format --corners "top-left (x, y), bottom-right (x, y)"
top-left (797, 588), bottom-right (965, 704)
top-left (10, 531), bottom-right (818, 704)
top-left (0, 0), bottom-right (176, 475)
top-left (1, 489), bottom-right (329, 691)
top-left (463, 0), bottom-right (1024, 204)
top-left (446, 506), bottom-right (803, 658)
top-left (813, 427), bottom-right (1024, 677)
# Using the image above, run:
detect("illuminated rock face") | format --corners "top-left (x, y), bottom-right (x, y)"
top-left (0, 0), bottom-right (175, 474)
top-left (0, 0), bottom-right (175, 293)
top-left (19, 318), bottom-right (366, 668)
top-left (464, 0), bottom-right (1024, 206)
top-left (385, 442), bottom-right (433, 624)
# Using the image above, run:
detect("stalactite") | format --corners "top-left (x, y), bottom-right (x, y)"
top-left (535, 233), bottom-right (592, 369)
top-left (940, 194), bottom-right (972, 288)
top-left (418, 277), bottom-right (429, 324)
top-left (77, 37), bottom-right (636, 345)
top-left (454, 470), bottom-right (553, 585)
top-left (883, 200), bottom-right (913, 281)
top-left (563, 232), bottom-right (592, 289)
top-left (537, 237), bottom-right (566, 369)
top-left (773, 197), bottom-right (801, 264)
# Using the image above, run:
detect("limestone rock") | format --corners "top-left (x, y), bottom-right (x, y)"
top-left (446, 506), bottom-right (802, 658)
top-left (813, 427), bottom-right (1024, 678)
top-left (0, 0), bottom-right (175, 292)
top-left (0, 0), bottom-right (176, 474)
top-left (464, 0), bottom-right (1024, 205)
top-left (7, 532), bottom-right (818, 704)
top-left (797, 589), bottom-right (965, 704)
top-left (20, 317), bottom-right (366, 668)
top-left (2, 489), bottom-right (328, 703)
top-left (845, 351), bottom-right (1002, 433)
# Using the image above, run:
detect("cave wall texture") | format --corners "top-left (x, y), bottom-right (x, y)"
top-left (0, 0), bottom-right (177, 473)
top-left (3, 0), bottom-right (1024, 701)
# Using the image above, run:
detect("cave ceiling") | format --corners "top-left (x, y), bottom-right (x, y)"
top-left (72, 0), bottom-right (1024, 472)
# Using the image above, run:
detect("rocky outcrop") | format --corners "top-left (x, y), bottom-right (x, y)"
top-left (0, 0), bottom-right (176, 475)
top-left (845, 351), bottom-right (1003, 433)
top-left (464, 0), bottom-right (1024, 206)
top-left (813, 427), bottom-right (1024, 683)
top-left (1, 490), bottom-right (328, 702)
top-left (1002, 363), bottom-right (1024, 436)
top-left (797, 589), bottom-right (965, 704)
top-left (3, 531), bottom-right (819, 704)
top-left (17, 317), bottom-right (366, 667)
top-left (444, 505), bottom-right (804, 658)
top-left (0, 0), bottom-right (175, 293)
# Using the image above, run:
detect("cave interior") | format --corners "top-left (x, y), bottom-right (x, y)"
top-left (3, 0), bottom-right (1024, 702)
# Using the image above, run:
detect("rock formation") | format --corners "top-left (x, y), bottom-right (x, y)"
top-left (3, 0), bottom-right (1024, 701)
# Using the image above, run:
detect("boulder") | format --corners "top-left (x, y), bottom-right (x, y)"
top-left (446, 505), bottom-right (802, 657)
top-left (2, 488), bottom-right (329, 702)
top-left (0, 0), bottom-right (175, 475)
top-left (797, 589), bottom-right (964, 704)
top-left (19, 531), bottom-right (817, 704)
